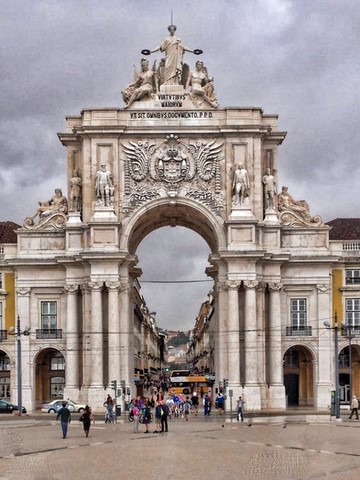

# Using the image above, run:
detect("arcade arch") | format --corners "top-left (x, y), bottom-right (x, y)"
top-left (283, 345), bottom-right (315, 407)
top-left (0, 349), bottom-right (11, 399)
top-left (339, 344), bottom-right (360, 404)
top-left (34, 348), bottom-right (65, 407)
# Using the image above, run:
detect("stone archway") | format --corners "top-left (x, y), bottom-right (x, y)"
top-left (283, 345), bottom-right (315, 407)
top-left (339, 344), bottom-right (360, 403)
top-left (34, 348), bottom-right (65, 408)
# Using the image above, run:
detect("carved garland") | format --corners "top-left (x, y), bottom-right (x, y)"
top-left (121, 134), bottom-right (224, 215)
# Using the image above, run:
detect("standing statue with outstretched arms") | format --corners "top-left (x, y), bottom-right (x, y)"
top-left (142, 25), bottom-right (202, 86)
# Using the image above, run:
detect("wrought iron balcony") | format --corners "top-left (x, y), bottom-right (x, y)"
top-left (0, 330), bottom-right (7, 342)
top-left (286, 325), bottom-right (312, 336)
top-left (341, 326), bottom-right (360, 337)
top-left (36, 329), bottom-right (62, 339)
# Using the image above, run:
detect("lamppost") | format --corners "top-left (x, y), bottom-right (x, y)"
top-left (324, 313), bottom-right (340, 419)
top-left (9, 316), bottom-right (31, 416)
top-left (341, 321), bottom-right (355, 403)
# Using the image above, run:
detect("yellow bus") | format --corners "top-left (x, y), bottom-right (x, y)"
top-left (168, 374), bottom-right (215, 397)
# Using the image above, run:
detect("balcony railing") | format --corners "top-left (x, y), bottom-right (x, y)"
top-left (36, 329), bottom-right (62, 339)
top-left (341, 326), bottom-right (360, 337)
top-left (0, 330), bottom-right (7, 342)
top-left (286, 325), bottom-right (312, 336)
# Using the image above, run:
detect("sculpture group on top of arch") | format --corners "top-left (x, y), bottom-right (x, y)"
top-left (122, 24), bottom-right (218, 109)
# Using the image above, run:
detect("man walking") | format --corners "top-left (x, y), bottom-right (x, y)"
top-left (349, 395), bottom-right (359, 420)
top-left (237, 396), bottom-right (244, 422)
top-left (56, 401), bottom-right (71, 438)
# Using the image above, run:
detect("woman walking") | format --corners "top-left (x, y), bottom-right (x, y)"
top-left (80, 405), bottom-right (94, 438)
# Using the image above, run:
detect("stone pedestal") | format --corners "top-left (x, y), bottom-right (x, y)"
top-left (67, 212), bottom-right (82, 225)
top-left (243, 384), bottom-right (262, 411)
top-left (264, 209), bottom-right (279, 224)
top-left (91, 206), bottom-right (117, 222)
top-left (267, 385), bottom-right (286, 409)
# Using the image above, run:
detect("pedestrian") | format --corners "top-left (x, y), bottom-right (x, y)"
top-left (203, 394), bottom-right (211, 416)
top-left (237, 396), bottom-right (245, 422)
top-left (103, 394), bottom-right (114, 423)
top-left (56, 401), bottom-right (71, 439)
top-left (141, 398), bottom-right (152, 433)
top-left (183, 397), bottom-right (191, 421)
top-left (216, 392), bottom-right (225, 415)
top-left (131, 401), bottom-right (140, 433)
top-left (349, 395), bottom-right (359, 420)
top-left (191, 392), bottom-right (199, 416)
top-left (160, 400), bottom-right (169, 432)
top-left (80, 405), bottom-right (95, 438)
top-left (154, 401), bottom-right (162, 433)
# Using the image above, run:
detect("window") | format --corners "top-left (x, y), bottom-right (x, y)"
top-left (41, 301), bottom-right (57, 329)
top-left (346, 298), bottom-right (360, 328)
top-left (0, 377), bottom-right (10, 399)
top-left (50, 351), bottom-right (65, 371)
top-left (346, 270), bottom-right (360, 285)
top-left (291, 298), bottom-right (307, 328)
top-left (50, 377), bottom-right (65, 399)
top-left (0, 355), bottom-right (10, 371)
top-left (284, 348), bottom-right (300, 368)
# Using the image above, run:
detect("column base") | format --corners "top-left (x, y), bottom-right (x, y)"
top-left (242, 384), bottom-right (262, 411)
top-left (266, 384), bottom-right (286, 409)
top-left (316, 383), bottom-right (333, 409)
top-left (63, 387), bottom-right (81, 404)
top-left (88, 386), bottom-right (108, 411)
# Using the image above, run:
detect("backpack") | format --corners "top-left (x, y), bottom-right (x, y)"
top-left (184, 402), bottom-right (190, 413)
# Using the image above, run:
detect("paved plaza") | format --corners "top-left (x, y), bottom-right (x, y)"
top-left (1, 412), bottom-right (360, 480)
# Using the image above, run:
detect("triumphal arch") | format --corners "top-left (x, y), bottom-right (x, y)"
top-left (15, 25), bottom-right (334, 411)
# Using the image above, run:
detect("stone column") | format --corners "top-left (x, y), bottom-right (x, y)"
top-left (106, 281), bottom-right (121, 389)
top-left (16, 288), bottom-right (32, 411)
top-left (64, 284), bottom-right (79, 398)
top-left (316, 284), bottom-right (333, 408)
top-left (226, 280), bottom-right (241, 389)
top-left (267, 282), bottom-right (286, 408)
top-left (119, 280), bottom-right (131, 389)
top-left (215, 281), bottom-right (228, 385)
top-left (89, 282), bottom-right (103, 388)
top-left (80, 284), bottom-right (92, 389)
top-left (244, 280), bottom-right (261, 409)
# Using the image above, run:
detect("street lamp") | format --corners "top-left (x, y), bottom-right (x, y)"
top-left (341, 321), bottom-right (355, 403)
top-left (9, 316), bottom-right (31, 416)
top-left (324, 313), bottom-right (340, 419)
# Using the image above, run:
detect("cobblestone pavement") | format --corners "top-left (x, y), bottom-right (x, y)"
top-left (1, 413), bottom-right (360, 480)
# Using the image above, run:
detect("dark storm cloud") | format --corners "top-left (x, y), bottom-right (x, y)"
top-left (1, 0), bottom-right (359, 328)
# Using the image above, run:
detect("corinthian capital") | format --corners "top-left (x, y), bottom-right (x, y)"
top-left (225, 279), bottom-right (241, 291)
top-left (119, 281), bottom-right (130, 293)
top-left (317, 284), bottom-right (331, 293)
top-left (268, 282), bottom-right (283, 292)
top-left (106, 281), bottom-right (122, 291)
top-left (64, 284), bottom-right (78, 294)
top-left (243, 280), bottom-right (258, 290)
top-left (88, 281), bottom-right (103, 291)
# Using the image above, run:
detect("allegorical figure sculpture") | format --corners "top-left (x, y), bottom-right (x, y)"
top-left (232, 164), bottom-right (250, 206)
top-left (262, 168), bottom-right (277, 210)
top-left (277, 186), bottom-right (310, 218)
top-left (186, 60), bottom-right (218, 108)
top-left (29, 188), bottom-right (68, 222)
top-left (95, 163), bottom-right (114, 207)
top-left (142, 24), bottom-right (202, 86)
top-left (69, 170), bottom-right (82, 212)
top-left (122, 58), bottom-right (158, 108)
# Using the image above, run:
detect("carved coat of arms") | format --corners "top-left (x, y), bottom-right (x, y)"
top-left (122, 134), bottom-right (223, 214)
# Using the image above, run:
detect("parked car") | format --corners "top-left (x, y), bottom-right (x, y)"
top-left (0, 399), bottom-right (27, 414)
top-left (41, 399), bottom-right (86, 413)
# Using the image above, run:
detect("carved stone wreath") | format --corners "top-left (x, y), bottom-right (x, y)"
top-left (122, 134), bottom-right (224, 214)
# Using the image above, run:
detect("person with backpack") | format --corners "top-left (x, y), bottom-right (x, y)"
top-left (216, 392), bottom-right (225, 415)
top-left (183, 397), bottom-right (191, 421)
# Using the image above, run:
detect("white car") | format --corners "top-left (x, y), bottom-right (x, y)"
top-left (41, 399), bottom-right (86, 413)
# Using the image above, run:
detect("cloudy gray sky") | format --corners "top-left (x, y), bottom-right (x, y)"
top-left (1, 0), bottom-right (359, 331)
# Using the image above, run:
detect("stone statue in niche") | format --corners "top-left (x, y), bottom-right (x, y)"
top-left (232, 164), bottom-right (250, 206)
top-left (277, 185), bottom-right (324, 227)
top-left (122, 58), bottom-right (158, 108)
top-left (69, 170), bottom-right (82, 212)
top-left (186, 61), bottom-right (218, 108)
top-left (95, 163), bottom-right (114, 207)
top-left (262, 168), bottom-right (277, 211)
top-left (23, 188), bottom-right (68, 229)
top-left (142, 24), bottom-right (202, 87)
